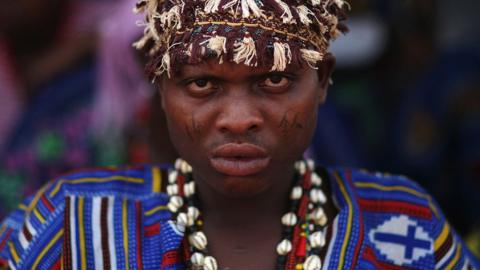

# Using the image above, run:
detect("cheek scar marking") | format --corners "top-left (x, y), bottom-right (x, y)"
top-left (279, 110), bottom-right (304, 133)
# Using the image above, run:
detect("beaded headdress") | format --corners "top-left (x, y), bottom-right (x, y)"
top-left (133, 0), bottom-right (349, 79)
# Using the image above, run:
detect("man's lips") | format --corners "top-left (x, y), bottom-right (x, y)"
top-left (210, 143), bottom-right (270, 177)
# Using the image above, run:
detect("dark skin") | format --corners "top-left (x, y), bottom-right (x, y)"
top-left (159, 55), bottom-right (336, 269)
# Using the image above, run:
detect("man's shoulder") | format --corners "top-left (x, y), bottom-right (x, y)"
top-left (0, 164), bottom-right (174, 269)
top-left (329, 168), bottom-right (480, 269)
top-left (329, 167), bottom-right (442, 226)
top-left (41, 164), bottom-right (172, 198)
top-left (338, 167), bottom-right (434, 212)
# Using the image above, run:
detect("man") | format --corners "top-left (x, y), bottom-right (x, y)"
top-left (1, 0), bottom-right (479, 269)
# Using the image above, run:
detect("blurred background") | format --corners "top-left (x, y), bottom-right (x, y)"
top-left (0, 0), bottom-right (479, 256)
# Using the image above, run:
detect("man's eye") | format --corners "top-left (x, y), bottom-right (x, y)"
top-left (185, 79), bottom-right (216, 95)
top-left (262, 74), bottom-right (290, 88)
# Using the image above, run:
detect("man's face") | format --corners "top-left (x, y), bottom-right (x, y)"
top-left (159, 58), bottom-right (333, 197)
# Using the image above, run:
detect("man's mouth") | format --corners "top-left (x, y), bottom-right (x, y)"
top-left (210, 143), bottom-right (270, 177)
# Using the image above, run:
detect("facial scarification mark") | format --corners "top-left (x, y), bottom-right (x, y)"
top-left (185, 122), bottom-right (195, 141)
top-left (279, 109), bottom-right (304, 134)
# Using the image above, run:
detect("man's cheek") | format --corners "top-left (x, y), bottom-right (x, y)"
top-left (278, 109), bottom-right (307, 136)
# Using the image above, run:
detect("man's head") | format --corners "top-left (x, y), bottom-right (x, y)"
top-left (134, 0), bottom-right (347, 196)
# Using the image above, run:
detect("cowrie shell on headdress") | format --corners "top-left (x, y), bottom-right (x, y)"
top-left (304, 255), bottom-right (322, 270)
top-left (189, 231), bottom-right (208, 250)
top-left (281, 212), bottom-right (297, 227)
top-left (311, 172), bottom-right (322, 186)
top-left (204, 256), bottom-right (218, 270)
top-left (168, 170), bottom-right (178, 184)
top-left (310, 188), bottom-right (327, 204)
top-left (167, 184), bottom-right (179, 195)
top-left (309, 231), bottom-right (326, 248)
top-left (184, 181), bottom-right (195, 197)
top-left (191, 252), bottom-right (205, 266)
top-left (276, 239), bottom-right (292, 255)
top-left (290, 186), bottom-right (303, 200)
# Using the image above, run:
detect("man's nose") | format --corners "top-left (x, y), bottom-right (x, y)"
top-left (215, 96), bottom-right (263, 135)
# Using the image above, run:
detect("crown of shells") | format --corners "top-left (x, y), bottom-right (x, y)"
top-left (133, 0), bottom-right (349, 79)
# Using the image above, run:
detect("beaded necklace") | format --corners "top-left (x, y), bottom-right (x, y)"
top-left (166, 159), bottom-right (329, 270)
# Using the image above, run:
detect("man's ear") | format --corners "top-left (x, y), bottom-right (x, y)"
top-left (316, 53), bottom-right (336, 103)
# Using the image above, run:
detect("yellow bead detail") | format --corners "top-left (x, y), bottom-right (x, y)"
top-left (197, 220), bottom-right (204, 226)
top-left (296, 263), bottom-right (303, 270)
top-left (300, 232), bottom-right (307, 237)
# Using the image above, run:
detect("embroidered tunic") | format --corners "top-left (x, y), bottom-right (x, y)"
top-left (0, 165), bottom-right (478, 269)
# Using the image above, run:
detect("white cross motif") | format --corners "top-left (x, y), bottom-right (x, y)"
top-left (369, 215), bottom-right (433, 266)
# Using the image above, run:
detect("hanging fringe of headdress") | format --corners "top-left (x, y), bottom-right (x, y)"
top-left (200, 34), bottom-right (228, 63)
top-left (300, 49), bottom-right (324, 69)
top-left (271, 42), bottom-right (292, 71)
top-left (233, 33), bottom-right (257, 66)
top-left (154, 42), bottom-right (182, 78)
top-left (204, 0), bottom-right (222, 13)
top-left (273, 0), bottom-right (293, 24)
top-left (155, 52), bottom-right (171, 78)
top-left (310, 0), bottom-right (322, 7)
top-left (133, 0), bottom-right (148, 13)
top-left (223, 0), bottom-right (264, 18)
top-left (295, 5), bottom-right (316, 26)
top-left (157, 2), bottom-right (185, 30)
top-left (133, 31), bottom-right (152, 50)
top-left (332, 0), bottom-right (350, 9)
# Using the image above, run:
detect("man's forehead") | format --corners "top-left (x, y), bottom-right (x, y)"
top-left (172, 60), bottom-right (307, 78)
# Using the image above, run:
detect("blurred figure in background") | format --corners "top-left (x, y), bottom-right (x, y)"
top-left (0, 0), bottom-right (176, 218)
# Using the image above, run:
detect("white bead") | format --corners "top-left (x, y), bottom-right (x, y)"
top-left (169, 196), bottom-right (184, 209)
top-left (176, 213), bottom-right (188, 227)
top-left (310, 207), bottom-right (328, 226)
top-left (181, 161), bottom-right (192, 174)
top-left (310, 189), bottom-right (327, 204)
top-left (308, 203), bottom-right (314, 210)
top-left (298, 161), bottom-right (306, 175)
top-left (167, 184), bottom-right (179, 195)
top-left (281, 212), bottom-right (297, 227)
top-left (306, 159), bottom-right (315, 170)
top-left (175, 159), bottom-right (183, 170)
top-left (187, 206), bottom-right (200, 220)
top-left (294, 161), bottom-right (303, 170)
top-left (311, 173), bottom-right (322, 186)
top-left (187, 206), bottom-right (200, 226)
top-left (189, 231), bottom-right (208, 250)
top-left (168, 170), bottom-right (178, 184)
top-left (204, 256), bottom-right (218, 270)
top-left (276, 239), bottom-right (292, 255)
top-left (167, 202), bottom-right (179, 213)
top-left (184, 181), bottom-right (195, 197)
top-left (304, 255), bottom-right (322, 270)
top-left (290, 186), bottom-right (303, 200)
top-left (309, 231), bottom-right (326, 248)
top-left (191, 252), bottom-right (205, 266)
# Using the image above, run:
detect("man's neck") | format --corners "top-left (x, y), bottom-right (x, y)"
top-left (192, 167), bottom-right (296, 269)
